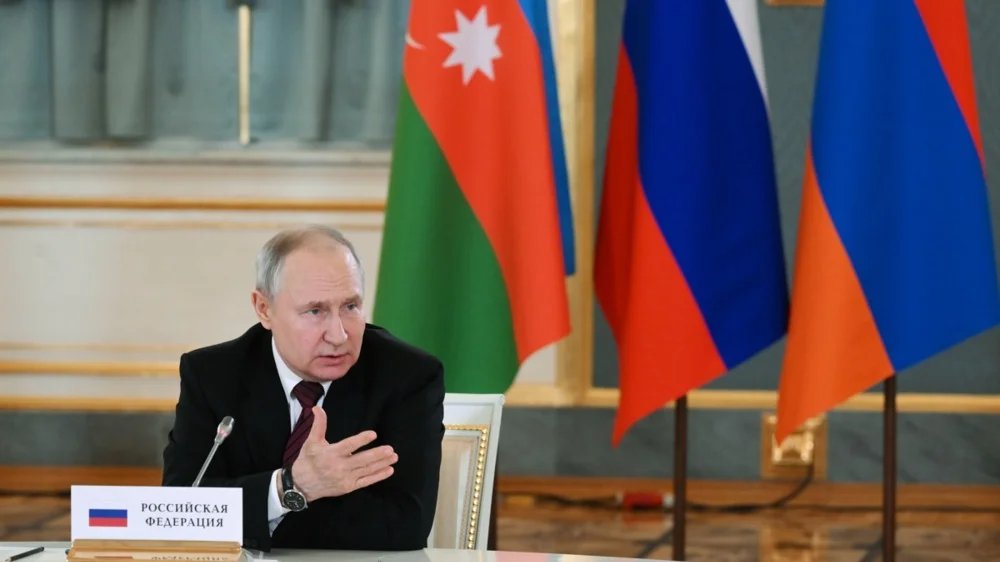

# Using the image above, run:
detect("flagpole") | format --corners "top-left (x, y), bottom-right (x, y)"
top-left (672, 395), bottom-right (687, 561)
top-left (883, 375), bottom-right (897, 561)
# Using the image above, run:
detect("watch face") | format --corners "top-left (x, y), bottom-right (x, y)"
top-left (283, 490), bottom-right (307, 512)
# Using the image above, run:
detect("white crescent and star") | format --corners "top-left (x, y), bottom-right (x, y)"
top-left (405, 5), bottom-right (502, 85)
top-left (405, 32), bottom-right (425, 50)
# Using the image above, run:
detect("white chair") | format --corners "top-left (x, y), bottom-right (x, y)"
top-left (427, 393), bottom-right (504, 550)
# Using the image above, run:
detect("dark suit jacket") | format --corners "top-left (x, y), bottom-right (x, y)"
top-left (162, 323), bottom-right (444, 551)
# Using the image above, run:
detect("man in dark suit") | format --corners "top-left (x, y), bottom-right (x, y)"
top-left (162, 226), bottom-right (444, 551)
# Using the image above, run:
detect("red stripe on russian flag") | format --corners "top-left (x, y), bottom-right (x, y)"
top-left (89, 517), bottom-right (128, 527)
top-left (596, 49), bottom-right (726, 446)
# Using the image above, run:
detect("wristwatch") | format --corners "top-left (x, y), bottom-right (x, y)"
top-left (280, 466), bottom-right (308, 511)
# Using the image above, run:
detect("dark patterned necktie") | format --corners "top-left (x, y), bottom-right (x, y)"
top-left (282, 381), bottom-right (325, 466)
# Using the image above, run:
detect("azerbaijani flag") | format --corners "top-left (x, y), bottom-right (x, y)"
top-left (89, 508), bottom-right (128, 527)
top-left (776, 0), bottom-right (1000, 442)
top-left (375, 0), bottom-right (571, 393)
top-left (595, 0), bottom-right (788, 445)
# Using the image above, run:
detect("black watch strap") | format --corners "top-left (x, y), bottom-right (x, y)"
top-left (281, 465), bottom-right (296, 492)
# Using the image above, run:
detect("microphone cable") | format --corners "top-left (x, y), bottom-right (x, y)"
top-left (508, 463), bottom-right (816, 514)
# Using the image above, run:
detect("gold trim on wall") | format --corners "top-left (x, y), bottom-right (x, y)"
top-left (581, 387), bottom-right (1000, 414)
top-left (0, 341), bottom-right (190, 353)
top-left (553, 0), bottom-right (596, 404)
top-left (0, 381), bottom-right (998, 414)
top-left (0, 219), bottom-right (383, 231)
top-left (0, 396), bottom-right (176, 412)
top-left (0, 360), bottom-right (176, 376)
top-left (505, 383), bottom-right (576, 407)
top-left (0, 196), bottom-right (385, 213)
top-left (1, 361), bottom-right (998, 414)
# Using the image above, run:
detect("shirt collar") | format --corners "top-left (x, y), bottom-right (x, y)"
top-left (271, 337), bottom-right (333, 401)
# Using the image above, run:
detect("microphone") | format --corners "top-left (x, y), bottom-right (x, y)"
top-left (192, 416), bottom-right (235, 487)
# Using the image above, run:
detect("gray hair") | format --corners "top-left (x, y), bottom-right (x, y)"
top-left (255, 225), bottom-right (363, 299)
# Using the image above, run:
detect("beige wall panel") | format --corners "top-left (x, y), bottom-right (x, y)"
top-left (0, 158), bottom-right (389, 200)
top-left (0, 159), bottom-right (557, 388)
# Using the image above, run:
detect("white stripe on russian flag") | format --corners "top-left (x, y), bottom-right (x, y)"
top-left (725, 0), bottom-right (769, 105)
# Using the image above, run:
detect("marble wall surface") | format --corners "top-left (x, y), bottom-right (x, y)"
top-left (1, 408), bottom-right (997, 484)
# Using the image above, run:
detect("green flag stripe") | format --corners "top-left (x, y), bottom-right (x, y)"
top-left (375, 86), bottom-right (519, 393)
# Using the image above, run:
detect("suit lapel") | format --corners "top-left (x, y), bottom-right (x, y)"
top-left (323, 361), bottom-right (366, 444)
top-left (240, 332), bottom-right (290, 471)
top-left (237, 325), bottom-right (372, 462)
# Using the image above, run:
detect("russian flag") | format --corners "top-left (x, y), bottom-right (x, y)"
top-left (776, 0), bottom-right (1000, 442)
top-left (89, 508), bottom-right (128, 527)
top-left (595, 0), bottom-right (788, 445)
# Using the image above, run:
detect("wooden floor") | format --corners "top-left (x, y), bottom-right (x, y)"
top-left (2, 478), bottom-right (999, 561)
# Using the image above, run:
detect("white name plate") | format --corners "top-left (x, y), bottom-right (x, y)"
top-left (71, 486), bottom-right (243, 543)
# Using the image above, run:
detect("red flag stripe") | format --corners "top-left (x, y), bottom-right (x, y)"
top-left (596, 50), bottom-right (726, 446)
top-left (913, 0), bottom-right (984, 162)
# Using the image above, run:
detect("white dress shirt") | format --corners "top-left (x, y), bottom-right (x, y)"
top-left (267, 338), bottom-right (333, 534)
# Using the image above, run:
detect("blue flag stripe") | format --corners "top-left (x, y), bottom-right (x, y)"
top-left (89, 509), bottom-right (127, 518)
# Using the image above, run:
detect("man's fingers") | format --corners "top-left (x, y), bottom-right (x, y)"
top-left (354, 466), bottom-right (394, 490)
top-left (334, 430), bottom-right (379, 454)
top-left (352, 451), bottom-right (398, 475)
top-left (349, 445), bottom-right (396, 467)
top-left (306, 406), bottom-right (328, 443)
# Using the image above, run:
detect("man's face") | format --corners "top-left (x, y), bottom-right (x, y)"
top-left (252, 242), bottom-right (365, 382)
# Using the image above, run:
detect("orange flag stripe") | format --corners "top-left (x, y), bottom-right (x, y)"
top-left (776, 151), bottom-right (894, 442)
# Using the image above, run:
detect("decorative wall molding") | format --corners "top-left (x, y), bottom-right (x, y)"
top-left (0, 361), bottom-right (176, 376)
top-left (0, 341), bottom-right (190, 353)
top-left (583, 387), bottom-right (1000, 414)
top-left (1, 373), bottom-right (996, 414)
top-left (0, 218), bottom-right (384, 231)
top-left (0, 465), bottom-right (162, 492)
top-left (0, 145), bottom-right (391, 167)
top-left (0, 396), bottom-right (176, 412)
top-left (0, 195), bottom-right (385, 213)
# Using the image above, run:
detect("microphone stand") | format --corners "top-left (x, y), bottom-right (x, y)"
top-left (193, 416), bottom-right (235, 487)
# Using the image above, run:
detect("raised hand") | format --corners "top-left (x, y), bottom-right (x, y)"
top-left (290, 406), bottom-right (398, 502)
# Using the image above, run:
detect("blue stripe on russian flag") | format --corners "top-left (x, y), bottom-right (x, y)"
top-left (812, 0), bottom-right (1000, 369)
top-left (622, 0), bottom-right (787, 367)
top-left (89, 509), bottom-right (127, 518)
